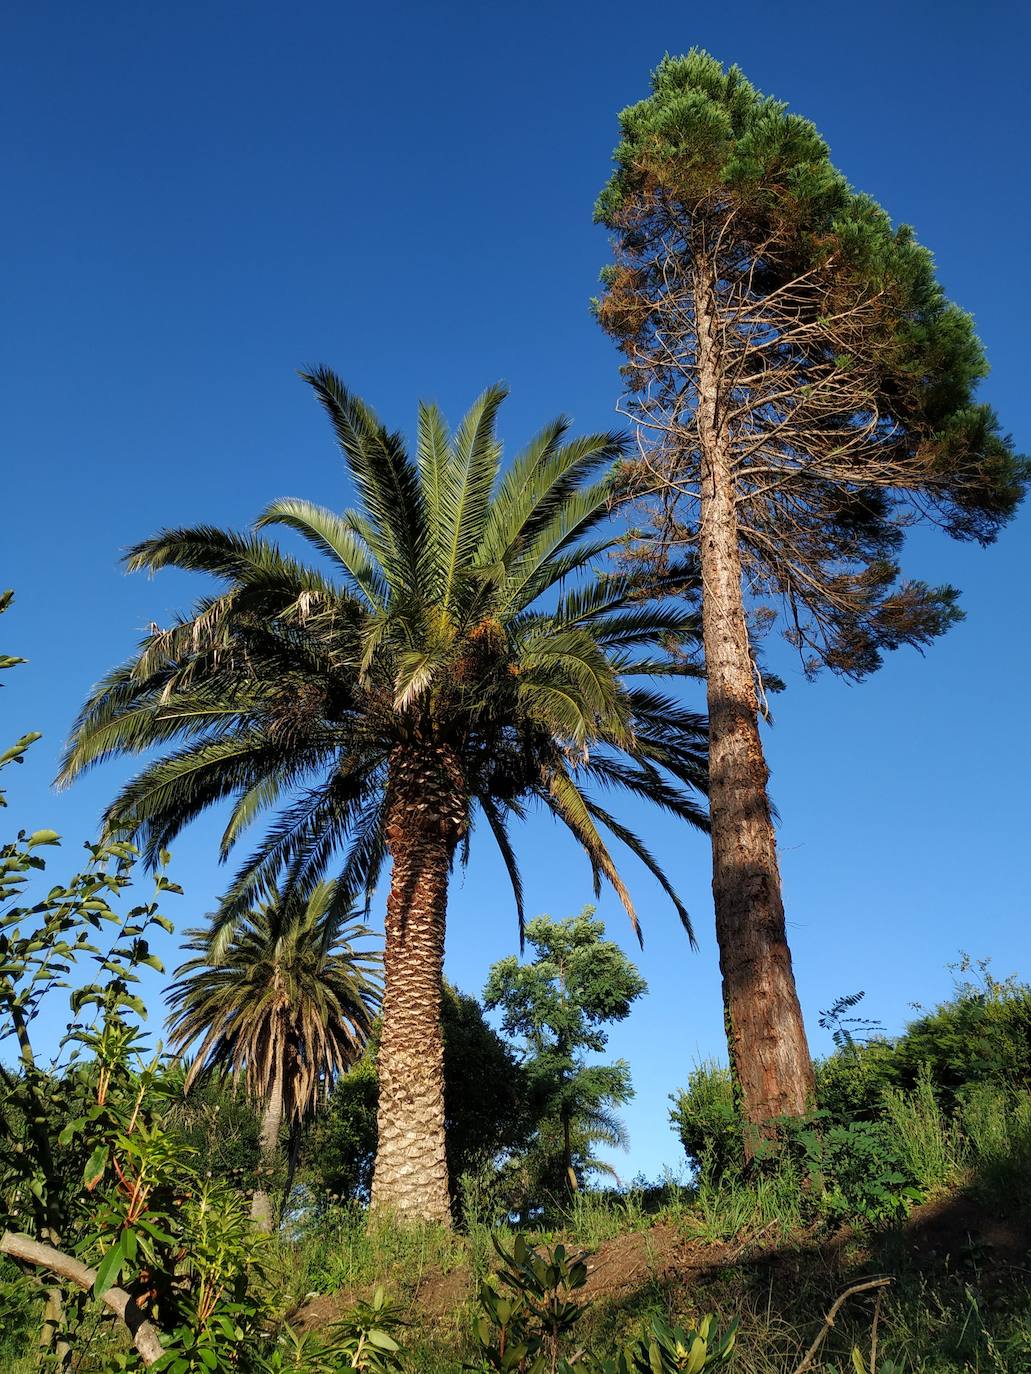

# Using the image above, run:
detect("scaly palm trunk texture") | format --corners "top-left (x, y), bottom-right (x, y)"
top-left (694, 256), bottom-right (815, 1144)
top-left (251, 1061), bottom-right (284, 1231)
top-left (371, 747), bottom-right (465, 1225)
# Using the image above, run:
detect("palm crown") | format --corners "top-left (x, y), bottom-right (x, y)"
top-left (61, 371), bottom-right (710, 1220)
top-left (165, 881), bottom-right (380, 1122)
top-left (60, 370), bottom-right (708, 943)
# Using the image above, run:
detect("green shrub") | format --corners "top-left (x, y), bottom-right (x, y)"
top-left (669, 1063), bottom-right (743, 1179)
top-left (814, 1040), bottom-right (898, 1123)
top-left (784, 1116), bottom-right (920, 1228)
top-left (890, 970), bottom-right (1031, 1104)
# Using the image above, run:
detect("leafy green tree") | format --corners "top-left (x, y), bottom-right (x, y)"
top-left (0, 592), bottom-right (268, 1371)
top-left (165, 882), bottom-right (380, 1228)
top-left (484, 909), bottom-right (646, 1201)
top-left (594, 51), bottom-right (1027, 1141)
top-left (59, 374), bottom-right (709, 1223)
top-left (159, 1067), bottom-right (262, 1191)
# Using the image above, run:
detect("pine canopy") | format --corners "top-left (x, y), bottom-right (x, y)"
top-left (595, 50), bottom-right (1027, 677)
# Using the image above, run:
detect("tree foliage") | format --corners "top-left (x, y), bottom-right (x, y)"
top-left (484, 909), bottom-right (646, 1196)
top-left (595, 49), bottom-right (1026, 679)
top-left (166, 884), bottom-right (380, 1126)
top-left (58, 373), bottom-right (709, 944)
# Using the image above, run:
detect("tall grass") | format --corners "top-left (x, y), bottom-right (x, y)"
top-left (960, 1084), bottom-right (1031, 1206)
top-left (690, 1160), bottom-right (803, 1243)
top-left (278, 1203), bottom-right (465, 1304)
top-left (882, 1066), bottom-right (965, 1195)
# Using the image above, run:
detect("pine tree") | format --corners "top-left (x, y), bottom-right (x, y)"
top-left (594, 51), bottom-right (1027, 1146)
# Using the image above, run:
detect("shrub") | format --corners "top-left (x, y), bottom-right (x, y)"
top-left (814, 1040), bottom-right (898, 1123)
top-left (890, 970), bottom-right (1031, 1104)
top-left (783, 1116), bottom-right (920, 1228)
top-left (669, 1063), bottom-right (743, 1179)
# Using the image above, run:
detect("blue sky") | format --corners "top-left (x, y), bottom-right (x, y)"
top-left (3, 1), bottom-right (1029, 1182)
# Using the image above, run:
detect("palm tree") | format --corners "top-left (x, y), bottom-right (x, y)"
top-left (60, 371), bottom-right (709, 1223)
top-left (165, 882), bottom-right (380, 1228)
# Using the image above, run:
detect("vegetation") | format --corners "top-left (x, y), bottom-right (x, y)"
top-left (1, 41), bottom-right (1026, 1374)
top-left (58, 376), bottom-right (709, 1223)
top-left (594, 50), bottom-right (1027, 1141)
top-left (165, 883), bottom-right (380, 1229)
top-left (484, 909), bottom-right (646, 1205)
top-left (670, 964), bottom-right (1031, 1229)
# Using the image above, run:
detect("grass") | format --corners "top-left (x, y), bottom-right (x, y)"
top-left (882, 1068), bottom-right (966, 1196)
top-left (6, 1178), bottom-right (1031, 1372)
top-left (8, 1099), bottom-right (1031, 1372)
top-left (689, 1160), bottom-right (804, 1244)
top-left (271, 1201), bottom-right (467, 1307)
top-left (960, 1083), bottom-right (1031, 1207)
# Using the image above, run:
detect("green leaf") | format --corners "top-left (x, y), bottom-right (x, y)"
top-left (83, 1144), bottom-right (108, 1190)
top-left (367, 1329), bottom-right (400, 1351)
top-left (58, 1116), bottom-right (87, 1145)
top-left (93, 1235), bottom-right (126, 1296)
top-left (26, 829), bottom-right (61, 847)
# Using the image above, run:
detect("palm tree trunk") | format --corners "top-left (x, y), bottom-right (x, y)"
top-left (694, 252), bottom-right (815, 1147)
top-left (251, 1061), bottom-right (284, 1231)
top-left (562, 1110), bottom-right (577, 1193)
top-left (371, 746), bottom-right (465, 1225)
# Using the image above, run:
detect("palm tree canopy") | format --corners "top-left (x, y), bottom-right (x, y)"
top-left (166, 881), bottom-right (380, 1122)
top-left (60, 371), bottom-right (709, 943)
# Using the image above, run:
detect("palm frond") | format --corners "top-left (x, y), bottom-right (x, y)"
top-left (255, 498), bottom-right (388, 608)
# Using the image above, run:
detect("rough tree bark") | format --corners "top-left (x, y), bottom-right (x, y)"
top-left (251, 1059), bottom-right (284, 1231)
top-left (694, 255), bottom-right (815, 1144)
top-left (370, 744), bottom-right (466, 1225)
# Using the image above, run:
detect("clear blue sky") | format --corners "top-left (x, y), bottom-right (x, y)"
top-left (3, 1), bottom-right (1029, 1182)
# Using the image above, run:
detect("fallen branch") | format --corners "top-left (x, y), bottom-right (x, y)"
top-left (1, 1230), bottom-right (165, 1367)
top-left (792, 1277), bottom-right (892, 1374)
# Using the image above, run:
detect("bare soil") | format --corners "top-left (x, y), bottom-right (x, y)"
top-left (294, 1190), bottom-right (1031, 1333)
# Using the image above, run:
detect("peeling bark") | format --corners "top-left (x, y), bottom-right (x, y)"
top-left (694, 255), bottom-right (815, 1143)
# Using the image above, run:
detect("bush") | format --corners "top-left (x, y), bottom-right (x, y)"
top-left (889, 967), bottom-right (1031, 1104)
top-left (669, 1063), bottom-right (743, 1179)
top-left (785, 1116), bottom-right (921, 1227)
top-left (814, 1040), bottom-right (897, 1123)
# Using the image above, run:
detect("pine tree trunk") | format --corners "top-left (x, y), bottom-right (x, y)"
top-left (694, 254), bottom-right (815, 1146)
top-left (251, 1062), bottom-right (284, 1231)
top-left (371, 745), bottom-right (465, 1225)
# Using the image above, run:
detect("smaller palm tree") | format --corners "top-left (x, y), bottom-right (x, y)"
top-left (165, 881), bottom-right (380, 1227)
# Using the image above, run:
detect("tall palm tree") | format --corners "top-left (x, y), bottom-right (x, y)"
top-left (59, 371), bottom-right (709, 1224)
top-left (165, 881), bottom-right (380, 1228)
